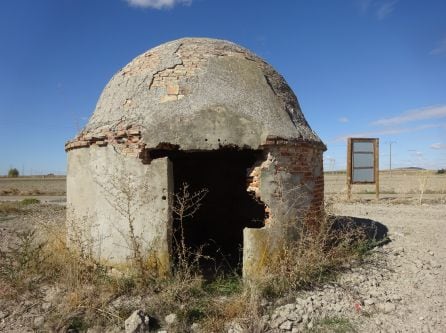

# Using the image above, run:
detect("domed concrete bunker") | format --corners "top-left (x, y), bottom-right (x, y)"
top-left (65, 38), bottom-right (326, 278)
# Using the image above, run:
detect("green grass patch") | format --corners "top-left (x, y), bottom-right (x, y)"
top-left (204, 274), bottom-right (242, 296)
top-left (20, 198), bottom-right (40, 205)
top-left (310, 316), bottom-right (356, 333)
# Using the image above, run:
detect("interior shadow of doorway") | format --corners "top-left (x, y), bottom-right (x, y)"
top-left (166, 149), bottom-right (267, 277)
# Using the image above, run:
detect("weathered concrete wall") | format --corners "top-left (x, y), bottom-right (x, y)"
top-left (67, 145), bottom-right (172, 273)
top-left (243, 140), bottom-right (324, 279)
top-left (65, 38), bottom-right (326, 280)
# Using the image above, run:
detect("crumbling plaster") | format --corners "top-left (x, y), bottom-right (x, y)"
top-left (66, 38), bottom-right (326, 279)
top-left (75, 38), bottom-right (322, 152)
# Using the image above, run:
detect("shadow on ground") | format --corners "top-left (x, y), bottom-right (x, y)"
top-left (330, 215), bottom-right (389, 244)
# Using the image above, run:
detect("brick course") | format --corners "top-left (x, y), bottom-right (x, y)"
top-left (65, 124), bottom-right (145, 158)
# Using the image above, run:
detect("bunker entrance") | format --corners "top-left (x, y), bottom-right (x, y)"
top-left (167, 149), bottom-right (266, 274)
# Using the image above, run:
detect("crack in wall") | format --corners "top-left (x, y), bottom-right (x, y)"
top-left (148, 42), bottom-right (184, 90)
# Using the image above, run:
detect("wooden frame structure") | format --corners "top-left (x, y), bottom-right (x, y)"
top-left (346, 138), bottom-right (379, 200)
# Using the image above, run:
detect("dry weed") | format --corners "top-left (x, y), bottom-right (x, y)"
top-left (417, 170), bottom-right (430, 205)
top-left (172, 183), bottom-right (209, 280)
top-left (0, 202), bottom-right (21, 214)
top-left (0, 177), bottom-right (374, 332)
top-left (260, 210), bottom-right (367, 297)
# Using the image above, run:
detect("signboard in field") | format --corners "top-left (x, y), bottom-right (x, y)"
top-left (347, 138), bottom-right (379, 199)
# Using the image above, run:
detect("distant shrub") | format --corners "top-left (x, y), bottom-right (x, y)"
top-left (7, 168), bottom-right (19, 177)
top-left (437, 169), bottom-right (445, 174)
top-left (20, 198), bottom-right (40, 205)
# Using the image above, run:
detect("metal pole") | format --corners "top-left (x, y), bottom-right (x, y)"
top-left (375, 139), bottom-right (380, 201)
top-left (386, 141), bottom-right (396, 177)
top-left (347, 138), bottom-right (352, 200)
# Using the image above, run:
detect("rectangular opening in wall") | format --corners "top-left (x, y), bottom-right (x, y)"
top-left (162, 149), bottom-right (266, 276)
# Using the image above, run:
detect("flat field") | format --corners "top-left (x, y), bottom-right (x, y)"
top-left (325, 170), bottom-right (446, 203)
top-left (0, 176), bottom-right (66, 196)
top-left (2, 170), bottom-right (445, 202)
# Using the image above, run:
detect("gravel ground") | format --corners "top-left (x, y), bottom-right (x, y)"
top-left (1, 202), bottom-right (445, 332)
top-left (338, 202), bottom-right (445, 333)
top-left (265, 202), bottom-right (446, 333)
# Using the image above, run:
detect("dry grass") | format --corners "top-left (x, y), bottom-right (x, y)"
top-left (0, 195), bottom-right (373, 332)
top-left (0, 217), bottom-right (131, 329)
top-left (0, 176), bottom-right (66, 196)
top-left (0, 187), bottom-right (20, 196)
top-left (0, 202), bottom-right (22, 214)
top-left (193, 207), bottom-right (371, 332)
top-left (257, 211), bottom-right (368, 298)
top-left (324, 170), bottom-right (446, 202)
top-left (0, 198), bottom-right (41, 214)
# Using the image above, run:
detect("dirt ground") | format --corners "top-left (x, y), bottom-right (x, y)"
top-left (0, 172), bottom-right (445, 332)
top-left (333, 201), bottom-right (446, 333)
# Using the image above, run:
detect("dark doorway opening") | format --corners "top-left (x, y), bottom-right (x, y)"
top-left (162, 149), bottom-right (266, 275)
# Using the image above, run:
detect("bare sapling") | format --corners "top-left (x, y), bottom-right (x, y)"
top-left (172, 183), bottom-right (208, 279)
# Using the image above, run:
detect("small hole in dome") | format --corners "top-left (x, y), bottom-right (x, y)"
top-left (204, 138), bottom-right (208, 142)
top-left (161, 195), bottom-right (166, 200)
top-left (217, 138), bottom-right (220, 142)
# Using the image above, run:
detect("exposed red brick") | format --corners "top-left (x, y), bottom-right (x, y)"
top-left (65, 125), bottom-right (144, 157)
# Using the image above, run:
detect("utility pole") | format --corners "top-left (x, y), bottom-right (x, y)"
top-left (386, 141), bottom-right (396, 177)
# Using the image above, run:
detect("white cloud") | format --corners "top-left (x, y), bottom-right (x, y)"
top-left (430, 37), bottom-right (446, 56)
top-left (355, 0), bottom-right (398, 20)
top-left (126, 0), bottom-right (191, 9)
top-left (335, 123), bottom-right (446, 142)
top-left (338, 117), bottom-right (349, 123)
top-left (431, 143), bottom-right (446, 150)
top-left (376, 0), bottom-right (398, 20)
top-left (371, 105), bottom-right (446, 126)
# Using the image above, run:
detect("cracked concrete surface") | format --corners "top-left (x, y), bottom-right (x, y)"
top-left (82, 38), bottom-right (323, 151)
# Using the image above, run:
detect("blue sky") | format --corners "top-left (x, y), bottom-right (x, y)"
top-left (0, 0), bottom-right (445, 175)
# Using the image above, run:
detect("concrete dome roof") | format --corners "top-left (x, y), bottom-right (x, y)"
top-left (84, 38), bottom-right (324, 150)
